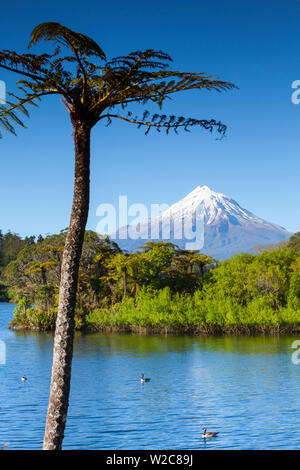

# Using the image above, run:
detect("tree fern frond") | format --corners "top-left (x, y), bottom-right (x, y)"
top-left (102, 111), bottom-right (227, 137)
top-left (0, 104), bottom-right (25, 136)
top-left (0, 22), bottom-right (236, 135)
top-left (29, 22), bottom-right (106, 60)
top-left (0, 92), bottom-right (42, 137)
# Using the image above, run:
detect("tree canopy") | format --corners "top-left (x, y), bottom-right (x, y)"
top-left (2, 232), bottom-right (217, 329)
top-left (287, 232), bottom-right (300, 252)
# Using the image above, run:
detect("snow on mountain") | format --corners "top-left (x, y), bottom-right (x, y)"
top-left (113, 186), bottom-right (292, 259)
top-left (156, 185), bottom-right (263, 224)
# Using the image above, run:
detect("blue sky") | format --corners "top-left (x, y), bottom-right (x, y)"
top-left (0, 0), bottom-right (299, 237)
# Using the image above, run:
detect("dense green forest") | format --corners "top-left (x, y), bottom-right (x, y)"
top-left (1, 229), bottom-right (300, 334)
top-left (0, 230), bottom-right (39, 301)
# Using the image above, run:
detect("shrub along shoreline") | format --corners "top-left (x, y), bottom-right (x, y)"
top-left (10, 285), bottom-right (300, 336)
top-left (84, 287), bottom-right (300, 336)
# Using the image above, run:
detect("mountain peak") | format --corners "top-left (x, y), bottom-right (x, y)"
top-left (189, 185), bottom-right (214, 194)
top-left (113, 186), bottom-right (291, 259)
top-left (185, 185), bottom-right (225, 202)
top-left (163, 185), bottom-right (235, 224)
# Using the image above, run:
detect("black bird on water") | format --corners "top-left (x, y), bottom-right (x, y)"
top-left (141, 373), bottom-right (150, 383)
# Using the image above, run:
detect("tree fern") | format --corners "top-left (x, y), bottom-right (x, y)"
top-left (0, 22), bottom-right (236, 136)
top-left (0, 22), bottom-right (237, 450)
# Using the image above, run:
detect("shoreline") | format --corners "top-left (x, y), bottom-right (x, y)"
top-left (85, 322), bottom-right (300, 336)
top-left (4, 299), bottom-right (300, 337)
top-left (8, 320), bottom-right (300, 336)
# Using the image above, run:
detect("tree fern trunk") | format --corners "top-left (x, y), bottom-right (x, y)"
top-left (43, 121), bottom-right (91, 450)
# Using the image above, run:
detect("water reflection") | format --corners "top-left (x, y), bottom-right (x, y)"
top-left (74, 333), bottom-right (292, 356)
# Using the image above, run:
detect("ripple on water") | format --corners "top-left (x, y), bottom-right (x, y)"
top-left (1, 303), bottom-right (300, 449)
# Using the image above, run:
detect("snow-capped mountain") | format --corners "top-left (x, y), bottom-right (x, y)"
top-left (113, 186), bottom-right (292, 259)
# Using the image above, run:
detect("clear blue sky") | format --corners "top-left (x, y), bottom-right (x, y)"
top-left (0, 0), bottom-right (299, 237)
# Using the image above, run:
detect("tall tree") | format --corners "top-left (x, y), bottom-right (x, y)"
top-left (288, 232), bottom-right (300, 252)
top-left (0, 22), bottom-right (236, 449)
top-left (108, 253), bottom-right (132, 299)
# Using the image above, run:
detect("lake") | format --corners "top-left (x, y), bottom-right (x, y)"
top-left (0, 302), bottom-right (300, 450)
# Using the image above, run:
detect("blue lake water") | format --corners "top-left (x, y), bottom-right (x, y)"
top-left (0, 302), bottom-right (300, 450)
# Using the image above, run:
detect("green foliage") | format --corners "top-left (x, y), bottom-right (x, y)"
top-left (87, 285), bottom-right (300, 334)
top-left (0, 283), bottom-right (8, 302)
top-left (3, 234), bottom-right (217, 328)
top-left (2, 231), bottom-right (123, 325)
top-left (204, 250), bottom-right (296, 308)
top-left (2, 231), bottom-right (65, 304)
top-left (87, 247), bottom-right (300, 334)
top-left (0, 230), bottom-right (35, 267)
top-left (3, 231), bottom-right (300, 333)
top-left (10, 297), bottom-right (57, 330)
top-left (0, 230), bottom-right (37, 300)
top-left (288, 232), bottom-right (300, 252)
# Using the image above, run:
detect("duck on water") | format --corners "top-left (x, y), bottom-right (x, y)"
top-left (141, 373), bottom-right (150, 383)
top-left (202, 428), bottom-right (218, 438)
